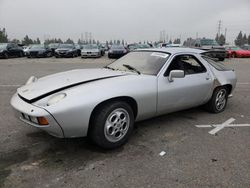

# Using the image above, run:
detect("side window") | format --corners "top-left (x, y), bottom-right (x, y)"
top-left (165, 55), bottom-right (206, 76)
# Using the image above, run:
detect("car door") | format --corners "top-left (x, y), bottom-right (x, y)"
top-left (7, 43), bottom-right (18, 56)
top-left (157, 54), bottom-right (214, 115)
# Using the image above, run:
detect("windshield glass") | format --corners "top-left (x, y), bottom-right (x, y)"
top-left (107, 51), bottom-right (170, 75)
top-left (137, 44), bottom-right (150, 48)
top-left (48, 43), bottom-right (59, 48)
top-left (202, 56), bottom-right (232, 71)
top-left (231, 46), bottom-right (241, 50)
top-left (83, 44), bottom-right (98, 49)
top-left (200, 39), bottom-right (219, 46)
top-left (0, 43), bottom-right (7, 49)
top-left (111, 45), bottom-right (125, 50)
top-left (30, 45), bottom-right (45, 49)
top-left (59, 44), bottom-right (74, 48)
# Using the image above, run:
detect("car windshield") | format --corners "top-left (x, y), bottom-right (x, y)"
top-left (59, 44), bottom-right (74, 48)
top-left (111, 45), bottom-right (125, 50)
top-left (230, 46), bottom-right (241, 50)
top-left (30, 45), bottom-right (45, 49)
top-left (0, 43), bottom-right (7, 49)
top-left (202, 56), bottom-right (233, 71)
top-left (137, 44), bottom-right (150, 48)
top-left (106, 51), bottom-right (170, 75)
top-left (48, 43), bottom-right (59, 48)
top-left (200, 39), bottom-right (219, 46)
top-left (83, 44), bottom-right (98, 49)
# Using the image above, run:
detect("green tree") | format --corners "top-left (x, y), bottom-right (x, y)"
top-left (11, 38), bottom-right (20, 44)
top-left (65, 38), bottom-right (74, 44)
top-left (235, 31), bottom-right (243, 46)
top-left (22, 35), bottom-right (34, 45)
top-left (0, 28), bottom-right (8, 42)
top-left (216, 34), bottom-right (225, 45)
top-left (35, 38), bottom-right (41, 44)
top-left (242, 34), bottom-right (248, 45)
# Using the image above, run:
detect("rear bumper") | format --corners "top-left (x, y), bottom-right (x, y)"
top-left (10, 93), bottom-right (64, 138)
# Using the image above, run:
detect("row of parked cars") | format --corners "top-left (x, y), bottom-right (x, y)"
top-left (0, 42), bottom-right (130, 59)
top-left (1, 41), bottom-right (250, 60)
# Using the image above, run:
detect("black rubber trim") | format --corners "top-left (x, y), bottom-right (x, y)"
top-left (18, 75), bottom-right (125, 104)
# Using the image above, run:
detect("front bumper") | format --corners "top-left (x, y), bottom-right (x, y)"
top-left (81, 52), bottom-right (100, 57)
top-left (10, 93), bottom-right (64, 138)
top-left (55, 51), bottom-right (73, 57)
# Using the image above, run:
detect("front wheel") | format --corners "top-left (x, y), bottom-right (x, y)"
top-left (89, 101), bottom-right (134, 149)
top-left (205, 87), bottom-right (228, 113)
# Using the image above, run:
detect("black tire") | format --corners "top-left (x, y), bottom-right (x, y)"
top-left (19, 51), bottom-right (23, 57)
top-left (89, 101), bottom-right (134, 149)
top-left (4, 52), bottom-right (8, 59)
top-left (204, 86), bottom-right (228, 113)
top-left (231, 53), bottom-right (236, 58)
top-left (46, 52), bottom-right (52, 57)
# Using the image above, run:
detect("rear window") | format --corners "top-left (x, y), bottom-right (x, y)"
top-left (202, 56), bottom-right (233, 71)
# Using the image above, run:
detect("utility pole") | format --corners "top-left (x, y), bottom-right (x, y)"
top-left (217, 20), bottom-right (222, 36)
top-left (224, 28), bottom-right (227, 43)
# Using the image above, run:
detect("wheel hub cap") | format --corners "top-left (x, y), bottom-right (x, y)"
top-left (104, 108), bottom-right (130, 142)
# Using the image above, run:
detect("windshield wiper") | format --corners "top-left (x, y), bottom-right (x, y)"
top-left (104, 66), bottom-right (115, 70)
top-left (122, 64), bottom-right (141, 74)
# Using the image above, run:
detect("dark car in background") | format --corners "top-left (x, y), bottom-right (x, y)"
top-left (0, 43), bottom-right (24, 59)
top-left (54, 43), bottom-right (78, 58)
top-left (193, 39), bottom-right (226, 61)
top-left (48, 43), bottom-right (60, 56)
top-left (26, 44), bottom-right (53, 58)
top-left (108, 45), bottom-right (127, 58)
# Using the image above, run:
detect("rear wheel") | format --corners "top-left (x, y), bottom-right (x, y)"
top-left (205, 87), bottom-right (228, 113)
top-left (231, 53), bottom-right (236, 58)
top-left (89, 101), bottom-right (134, 149)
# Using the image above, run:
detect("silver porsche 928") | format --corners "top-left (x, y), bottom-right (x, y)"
top-left (11, 48), bottom-right (237, 149)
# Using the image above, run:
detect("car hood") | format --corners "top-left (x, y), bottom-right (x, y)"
top-left (17, 69), bottom-right (126, 102)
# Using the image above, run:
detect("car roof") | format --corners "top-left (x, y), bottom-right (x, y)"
top-left (137, 47), bottom-right (205, 54)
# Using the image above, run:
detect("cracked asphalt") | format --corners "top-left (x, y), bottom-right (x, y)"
top-left (0, 56), bottom-right (249, 188)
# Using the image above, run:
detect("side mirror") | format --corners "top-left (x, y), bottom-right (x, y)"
top-left (168, 70), bottom-right (185, 82)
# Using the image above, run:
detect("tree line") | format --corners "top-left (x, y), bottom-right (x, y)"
top-left (1, 27), bottom-right (250, 46)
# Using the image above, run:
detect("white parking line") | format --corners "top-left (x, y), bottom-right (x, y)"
top-left (195, 118), bottom-right (250, 135)
top-left (209, 118), bottom-right (235, 135)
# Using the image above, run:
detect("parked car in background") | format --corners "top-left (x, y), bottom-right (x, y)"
top-left (0, 43), bottom-right (24, 59)
top-left (225, 46), bottom-right (250, 58)
top-left (98, 44), bottom-right (106, 56)
top-left (127, 43), bottom-right (138, 52)
top-left (48, 43), bottom-right (60, 56)
top-left (54, 44), bottom-right (78, 58)
top-left (81, 44), bottom-right (102, 58)
top-left (192, 38), bottom-right (226, 61)
top-left (108, 45), bottom-right (127, 58)
top-left (75, 44), bottom-right (82, 56)
top-left (137, 44), bottom-right (151, 49)
top-left (26, 44), bottom-right (52, 58)
top-left (11, 48), bottom-right (236, 149)
top-left (241, 45), bottom-right (250, 51)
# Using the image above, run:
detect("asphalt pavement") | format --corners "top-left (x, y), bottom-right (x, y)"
top-left (0, 56), bottom-right (249, 188)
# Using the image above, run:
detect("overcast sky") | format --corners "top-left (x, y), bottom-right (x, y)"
top-left (0, 0), bottom-right (249, 44)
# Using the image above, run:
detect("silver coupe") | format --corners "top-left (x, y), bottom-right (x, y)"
top-left (11, 48), bottom-right (237, 149)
